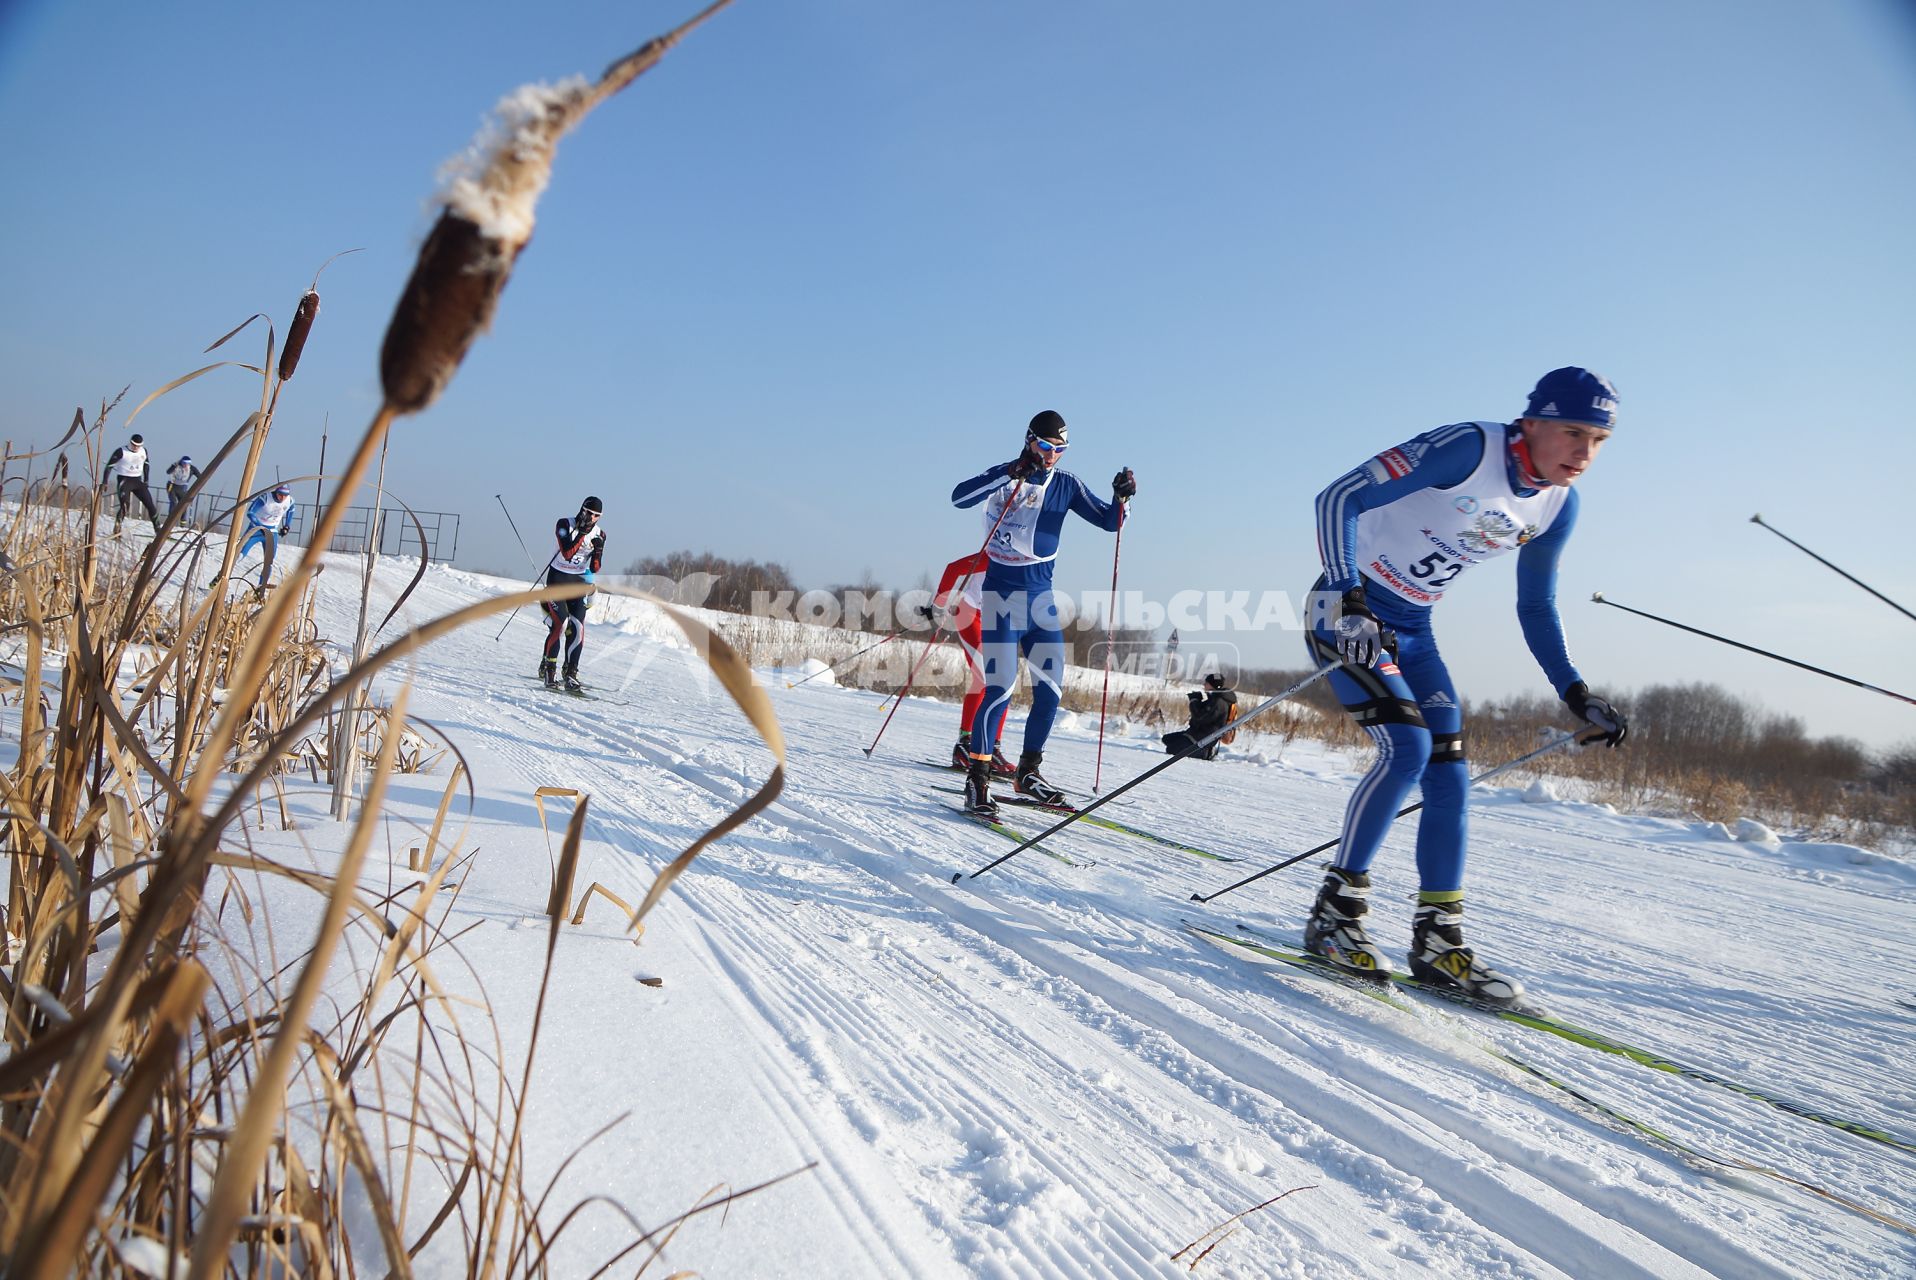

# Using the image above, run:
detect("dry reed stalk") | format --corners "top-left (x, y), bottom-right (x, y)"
top-left (568, 882), bottom-right (642, 936)
top-left (185, 683), bottom-right (415, 1277)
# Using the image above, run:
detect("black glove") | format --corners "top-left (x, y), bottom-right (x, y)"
top-left (1563, 681), bottom-right (1628, 747)
top-left (914, 603), bottom-right (935, 622)
top-left (1006, 454), bottom-right (1039, 481)
top-left (1112, 467), bottom-right (1137, 499)
top-left (1330, 586), bottom-right (1384, 667)
top-left (279, 524), bottom-right (291, 535)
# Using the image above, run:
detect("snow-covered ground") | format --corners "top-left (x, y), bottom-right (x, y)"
top-left (227, 554), bottom-right (1916, 1277)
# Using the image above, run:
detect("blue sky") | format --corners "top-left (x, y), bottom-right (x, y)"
top-left (3, 0), bottom-right (1913, 749)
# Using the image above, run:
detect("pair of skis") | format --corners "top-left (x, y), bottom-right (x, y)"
top-left (926, 761), bottom-right (1236, 865)
top-left (1188, 920), bottom-right (1916, 1156)
top-left (1187, 919), bottom-right (1916, 1236)
top-left (526, 675), bottom-right (620, 704)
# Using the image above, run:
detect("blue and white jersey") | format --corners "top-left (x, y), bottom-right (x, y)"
top-left (951, 463), bottom-right (1123, 589)
top-left (1315, 421), bottom-right (1583, 694)
top-left (246, 493), bottom-right (296, 531)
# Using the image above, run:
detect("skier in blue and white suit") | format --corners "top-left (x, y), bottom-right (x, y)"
top-left (951, 410), bottom-right (1135, 819)
top-left (225, 484), bottom-right (296, 590)
top-left (1302, 367), bottom-right (1630, 1002)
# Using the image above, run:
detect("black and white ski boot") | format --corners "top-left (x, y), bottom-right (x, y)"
top-left (1303, 868), bottom-right (1392, 977)
top-left (1408, 900), bottom-right (1524, 1003)
top-left (962, 758), bottom-right (999, 819)
top-left (951, 738), bottom-right (972, 770)
top-left (562, 672), bottom-right (585, 695)
top-left (538, 661), bottom-right (559, 689)
top-left (1014, 751), bottom-right (1068, 806)
top-left (990, 746), bottom-right (1016, 777)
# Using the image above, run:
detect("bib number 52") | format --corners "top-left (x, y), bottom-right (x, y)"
top-left (1410, 551), bottom-right (1464, 587)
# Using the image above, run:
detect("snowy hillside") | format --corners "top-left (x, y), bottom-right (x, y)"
top-left (268, 553), bottom-right (1915, 1277)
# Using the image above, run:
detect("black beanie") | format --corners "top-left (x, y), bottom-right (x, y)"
top-left (1027, 410), bottom-right (1066, 442)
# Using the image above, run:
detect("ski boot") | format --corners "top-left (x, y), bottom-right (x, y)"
top-left (990, 746), bottom-right (1016, 776)
top-left (1014, 751), bottom-right (1068, 806)
top-left (1402, 900), bottom-right (1517, 996)
top-left (962, 757), bottom-right (999, 820)
top-left (538, 660), bottom-right (559, 689)
top-left (563, 672), bottom-right (585, 695)
top-left (1303, 868), bottom-right (1391, 977)
top-left (951, 737), bottom-right (972, 770)
top-left (1408, 899), bottom-right (1525, 1003)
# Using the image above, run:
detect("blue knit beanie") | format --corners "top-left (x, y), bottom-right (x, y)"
top-left (1524, 367), bottom-right (1618, 429)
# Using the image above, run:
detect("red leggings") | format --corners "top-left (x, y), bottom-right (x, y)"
top-left (958, 615), bottom-right (1009, 743)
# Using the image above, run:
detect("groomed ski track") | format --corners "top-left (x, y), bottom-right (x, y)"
top-left (305, 558), bottom-right (1916, 1278)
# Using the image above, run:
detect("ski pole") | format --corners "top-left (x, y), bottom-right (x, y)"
top-left (493, 494), bottom-right (547, 641)
top-left (862, 633), bottom-right (948, 754)
top-left (788, 627), bottom-right (904, 689)
top-left (865, 479), bottom-right (1024, 758)
top-left (1188, 728), bottom-right (1594, 905)
top-left (1750, 514), bottom-right (1915, 624)
top-left (1591, 591), bottom-right (1916, 707)
top-left (1092, 498), bottom-right (1127, 793)
top-left (954, 664), bottom-right (1339, 882)
top-left (498, 493), bottom-right (539, 572)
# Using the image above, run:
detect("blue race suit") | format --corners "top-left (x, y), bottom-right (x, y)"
top-left (237, 493), bottom-right (296, 587)
top-left (951, 463), bottom-right (1124, 759)
top-left (1308, 422), bottom-right (1581, 895)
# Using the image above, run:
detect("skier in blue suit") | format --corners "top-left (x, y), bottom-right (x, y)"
top-left (951, 411), bottom-right (1134, 818)
top-left (1302, 368), bottom-right (1630, 1002)
top-left (223, 484), bottom-right (296, 590)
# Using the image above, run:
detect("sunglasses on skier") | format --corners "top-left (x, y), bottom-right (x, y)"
top-left (1028, 436), bottom-right (1067, 455)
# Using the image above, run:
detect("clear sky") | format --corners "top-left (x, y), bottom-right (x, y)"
top-left (3, 0), bottom-right (1913, 749)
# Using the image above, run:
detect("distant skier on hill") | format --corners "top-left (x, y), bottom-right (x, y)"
top-left (1162, 673), bottom-right (1237, 760)
top-left (224, 484), bottom-right (296, 590)
top-left (1300, 367), bottom-right (1630, 1004)
top-left (539, 496), bottom-right (605, 693)
top-left (950, 410), bottom-right (1134, 818)
top-left (101, 433), bottom-right (159, 534)
top-left (928, 550), bottom-right (1013, 775)
top-left (165, 456), bottom-right (202, 522)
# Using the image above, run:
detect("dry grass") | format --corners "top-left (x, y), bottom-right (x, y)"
top-left (0, 6), bottom-right (790, 1275)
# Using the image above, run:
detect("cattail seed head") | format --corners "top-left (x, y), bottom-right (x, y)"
top-left (277, 289), bottom-right (319, 382)
top-left (379, 211), bottom-right (525, 414)
top-left (374, 0), bottom-right (732, 417)
top-left (378, 79), bottom-right (586, 416)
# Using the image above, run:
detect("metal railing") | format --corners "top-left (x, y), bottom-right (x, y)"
top-left (147, 490), bottom-right (461, 564)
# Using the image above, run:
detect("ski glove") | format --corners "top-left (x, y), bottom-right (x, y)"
top-left (1003, 454), bottom-right (1049, 484)
top-left (1112, 467), bottom-right (1137, 500)
top-left (1330, 587), bottom-right (1385, 668)
top-left (1563, 681), bottom-right (1628, 748)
